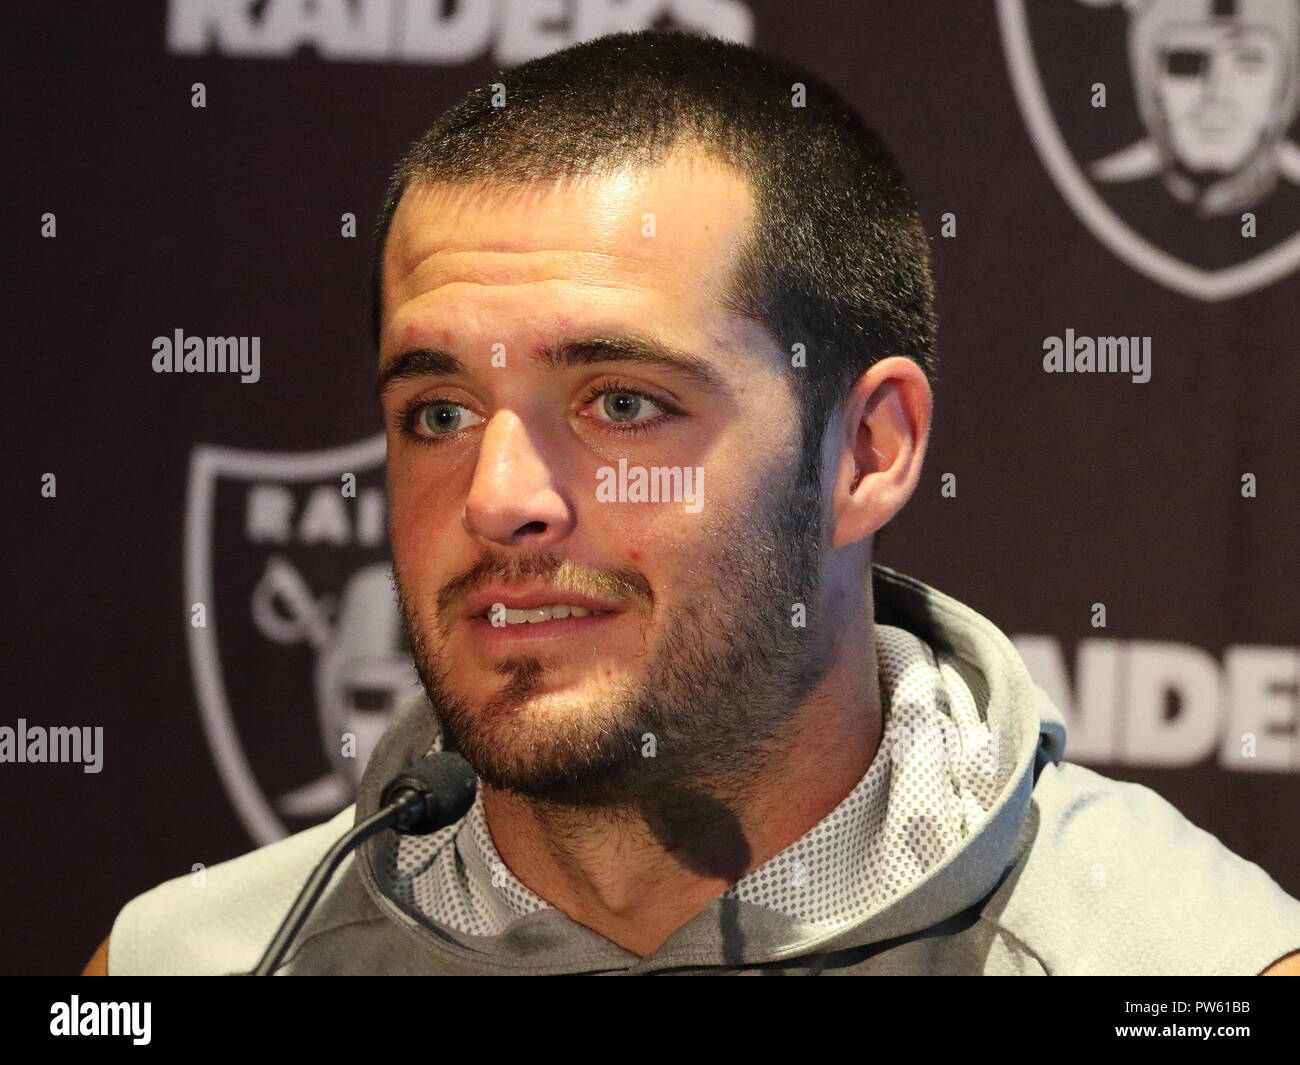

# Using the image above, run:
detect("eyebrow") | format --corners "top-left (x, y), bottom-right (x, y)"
top-left (376, 335), bottom-right (731, 399)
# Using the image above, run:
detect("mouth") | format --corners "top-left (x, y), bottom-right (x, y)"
top-left (463, 605), bottom-right (624, 648)
top-left (473, 603), bottom-right (618, 625)
top-left (459, 585), bottom-right (631, 648)
top-left (464, 585), bottom-right (627, 622)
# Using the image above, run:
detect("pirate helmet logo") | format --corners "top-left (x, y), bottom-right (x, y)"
top-left (186, 435), bottom-right (422, 844)
top-left (999, 0), bottom-right (1300, 298)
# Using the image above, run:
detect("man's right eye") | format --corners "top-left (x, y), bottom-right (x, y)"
top-left (404, 399), bottom-right (486, 440)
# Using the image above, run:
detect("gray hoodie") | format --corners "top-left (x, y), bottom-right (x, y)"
top-left (108, 565), bottom-right (1300, 975)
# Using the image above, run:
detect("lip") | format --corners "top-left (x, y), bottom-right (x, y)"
top-left (464, 610), bottom-right (623, 646)
top-left (463, 585), bottom-right (626, 621)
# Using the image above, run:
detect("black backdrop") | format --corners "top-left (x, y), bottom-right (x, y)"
top-left (7, 0), bottom-right (1299, 976)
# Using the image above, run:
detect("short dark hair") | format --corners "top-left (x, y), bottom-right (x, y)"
top-left (369, 29), bottom-right (937, 485)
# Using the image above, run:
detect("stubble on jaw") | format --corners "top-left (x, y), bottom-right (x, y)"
top-left (392, 448), bottom-right (834, 841)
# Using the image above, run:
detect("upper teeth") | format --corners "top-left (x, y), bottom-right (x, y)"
top-left (489, 604), bottom-right (608, 624)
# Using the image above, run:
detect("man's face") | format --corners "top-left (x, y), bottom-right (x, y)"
top-left (379, 148), bottom-right (835, 804)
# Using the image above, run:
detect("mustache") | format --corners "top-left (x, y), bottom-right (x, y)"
top-left (433, 550), bottom-right (652, 626)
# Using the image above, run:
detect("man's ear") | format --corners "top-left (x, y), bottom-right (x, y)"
top-left (828, 357), bottom-right (931, 551)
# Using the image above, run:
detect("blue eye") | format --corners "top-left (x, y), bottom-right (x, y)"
top-left (598, 390), bottom-right (662, 423)
top-left (414, 401), bottom-right (484, 437)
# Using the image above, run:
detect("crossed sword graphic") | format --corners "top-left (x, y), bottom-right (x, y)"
top-left (250, 555), bottom-right (351, 817)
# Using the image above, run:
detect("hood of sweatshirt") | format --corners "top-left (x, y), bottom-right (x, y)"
top-left (345, 563), bottom-right (1066, 974)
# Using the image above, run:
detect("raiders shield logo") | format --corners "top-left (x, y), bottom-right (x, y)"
top-left (998, 0), bottom-right (1300, 299)
top-left (184, 435), bottom-right (422, 845)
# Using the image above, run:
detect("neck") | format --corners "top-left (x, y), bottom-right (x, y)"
top-left (480, 607), bottom-right (883, 957)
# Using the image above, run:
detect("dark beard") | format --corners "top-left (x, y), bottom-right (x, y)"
top-left (394, 451), bottom-right (832, 823)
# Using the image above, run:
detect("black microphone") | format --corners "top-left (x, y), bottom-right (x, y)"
top-left (250, 752), bottom-right (477, 975)
top-left (379, 753), bottom-right (479, 835)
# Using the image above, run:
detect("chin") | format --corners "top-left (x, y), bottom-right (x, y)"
top-left (469, 741), bottom-right (647, 803)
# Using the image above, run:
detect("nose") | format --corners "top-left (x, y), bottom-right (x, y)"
top-left (1203, 48), bottom-right (1234, 101)
top-left (462, 409), bottom-right (574, 548)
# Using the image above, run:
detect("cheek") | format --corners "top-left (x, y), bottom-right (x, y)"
top-left (601, 508), bottom-right (702, 574)
top-left (388, 467), bottom-right (457, 565)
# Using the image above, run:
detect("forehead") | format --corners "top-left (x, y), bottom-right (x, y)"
top-left (380, 147), bottom-right (759, 354)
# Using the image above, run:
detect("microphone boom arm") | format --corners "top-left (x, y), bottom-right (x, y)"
top-left (249, 803), bottom-right (401, 976)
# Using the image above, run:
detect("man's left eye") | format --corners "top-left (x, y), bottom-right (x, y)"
top-left (592, 390), bottom-right (664, 424)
